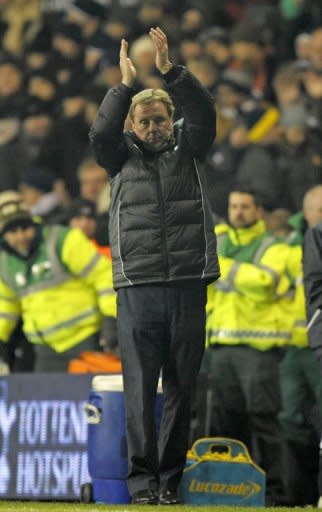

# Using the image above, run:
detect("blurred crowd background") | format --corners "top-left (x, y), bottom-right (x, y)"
top-left (0, 0), bottom-right (322, 227)
top-left (1, 0), bottom-right (322, 362)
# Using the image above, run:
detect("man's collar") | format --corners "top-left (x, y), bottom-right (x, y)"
top-left (228, 220), bottom-right (266, 245)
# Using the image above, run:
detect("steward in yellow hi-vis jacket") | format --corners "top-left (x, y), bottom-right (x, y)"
top-left (204, 186), bottom-right (291, 506)
top-left (0, 192), bottom-right (116, 372)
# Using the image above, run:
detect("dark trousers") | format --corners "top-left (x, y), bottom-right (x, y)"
top-left (279, 347), bottom-right (320, 505)
top-left (204, 345), bottom-right (285, 505)
top-left (8, 321), bottom-right (35, 372)
top-left (34, 333), bottom-right (99, 372)
top-left (117, 281), bottom-right (207, 496)
top-left (317, 357), bottom-right (322, 498)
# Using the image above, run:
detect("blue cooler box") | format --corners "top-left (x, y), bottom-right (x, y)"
top-left (84, 374), bottom-right (163, 504)
top-left (179, 437), bottom-right (266, 507)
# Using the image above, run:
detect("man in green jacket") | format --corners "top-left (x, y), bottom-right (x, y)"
top-left (279, 185), bottom-right (322, 506)
top-left (0, 191), bottom-right (116, 372)
top-left (205, 185), bottom-right (291, 506)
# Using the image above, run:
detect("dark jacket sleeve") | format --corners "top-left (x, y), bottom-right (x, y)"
top-left (89, 84), bottom-right (134, 176)
top-left (164, 65), bottom-right (216, 159)
top-left (303, 224), bottom-right (322, 351)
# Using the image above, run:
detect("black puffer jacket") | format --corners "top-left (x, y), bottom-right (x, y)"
top-left (303, 222), bottom-right (322, 351)
top-left (89, 65), bottom-right (220, 289)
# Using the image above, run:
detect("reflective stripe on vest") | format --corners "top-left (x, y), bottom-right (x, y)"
top-left (208, 328), bottom-right (292, 341)
top-left (98, 288), bottom-right (115, 297)
top-left (253, 235), bottom-right (279, 288)
top-left (294, 319), bottom-right (306, 328)
top-left (216, 232), bottom-right (227, 253)
top-left (0, 312), bottom-right (20, 321)
top-left (253, 235), bottom-right (275, 264)
top-left (217, 232), bottom-right (279, 291)
top-left (0, 294), bottom-right (17, 303)
top-left (24, 306), bottom-right (99, 342)
top-left (78, 253), bottom-right (101, 278)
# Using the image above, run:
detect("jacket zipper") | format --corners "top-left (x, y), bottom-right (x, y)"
top-left (155, 164), bottom-right (169, 280)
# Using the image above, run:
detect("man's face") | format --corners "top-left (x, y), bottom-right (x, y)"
top-left (28, 76), bottom-right (56, 101)
top-left (304, 192), bottom-right (322, 228)
top-left (216, 84), bottom-right (242, 108)
top-left (70, 216), bottom-right (96, 238)
top-left (231, 42), bottom-right (262, 72)
top-left (0, 64), bottom-right (22, 96)
top-left (80, 165), bottom-right (108, 202)
top-left (62, 96), bottom-right (85, 118)
top-left (275, 82), bottom-right (301, 108)
top-left (228, 192), bottom-right (262, 228)
top-left (19, 184), bottom-right (42, 208)
top-left (310, 30), bottom-right (322, 70)
top-left (53, 35), bottom-right (80, 59)
top-left (205, 41), bottom-right (230, 65)
top-left (22, 114), bottom-right (52, 137)
top-left (3, 224), bottom-right (36, 256)
top-left (284, 126), bottom-right (307, 145)
top-left (303, 70), bottom-right (322, 98)
top-left (131, 101), bottom-right (173, 152)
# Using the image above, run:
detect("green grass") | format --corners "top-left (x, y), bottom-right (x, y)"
top-left (0, 504), bottom-right (320, 512)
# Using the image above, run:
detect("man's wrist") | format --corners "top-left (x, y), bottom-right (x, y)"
top-left (121, 80), bottom-right (134, 88)
top-left (159, 62), bottom-right (173, 75)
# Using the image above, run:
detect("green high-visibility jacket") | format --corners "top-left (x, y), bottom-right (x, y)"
top-left (283, 219), bottom-right (308, 348)
top-left (0, 225), bottom-right (116, 352)
top-left (207, 220), bottom-right (292, 350)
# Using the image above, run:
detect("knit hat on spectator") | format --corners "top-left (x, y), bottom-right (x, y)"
top-left (219, 69), bottom-right (253, 95)
top-left (55, 23), bottom-right (83, 44)
top-left (20, 168), bottom-right (56, 193)
top-left (280, 104), bottom-right (308, 128)
top-left (0, 191), bottom-right (33, 236)
top-left (65, 198), bottom-right (97, 222)
top-left (73, 0), bottom-right (107, 20)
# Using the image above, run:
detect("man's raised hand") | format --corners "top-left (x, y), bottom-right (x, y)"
top-left (120, 39), bottom-right (136, 87)
top-left (149, 27), bottom-right (173, 75)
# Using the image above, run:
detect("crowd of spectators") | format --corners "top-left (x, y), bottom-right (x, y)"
top-left (0, 1), bottom-right (321, 232)
top-left (0, 0), bottom-right (322, 224)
